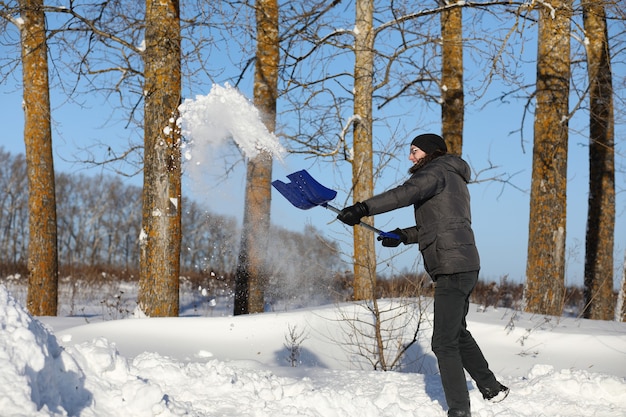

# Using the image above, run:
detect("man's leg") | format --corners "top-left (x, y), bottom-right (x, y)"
top-left (432, 273), bottom-right (472, 414)
top-left (454, 272), bottom-right (501, 394)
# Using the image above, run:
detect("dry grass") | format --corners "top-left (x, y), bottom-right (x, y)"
top-left (0, 262), bottom-right (589, 317)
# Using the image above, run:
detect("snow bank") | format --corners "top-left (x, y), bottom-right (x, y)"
top-left (0, 286), bottom-right (90, 416)
top-left (2, 284), bottom-right (626, 416)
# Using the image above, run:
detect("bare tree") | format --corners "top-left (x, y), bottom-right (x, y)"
top-left (350, 0), bottom-right (377, 301)
top-left (138, 0), bottom-right (182, 317)
top-left (16, 0), bottom-right (59, 316)
top-left (524, 0), bottom-right (572, 316)
top-left (43, 1), bottom-right (146, 176)
top-left (55, 173), bottom-right (142, 268)
top-left (335, 284), bottom-right (430, 371)
top-left (233, 0), bottom-right (279, 314)
top-left (582, 0), bottom-right (615, 320)
top-left (0, 150), bottom-right (29, 268)
top-left (440, 1), bottom-right (464, 155)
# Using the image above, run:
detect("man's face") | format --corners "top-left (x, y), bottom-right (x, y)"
top-left (409, 146), bottom-right (427, 165)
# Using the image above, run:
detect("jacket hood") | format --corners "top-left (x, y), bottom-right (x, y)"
top-left (436, 154), bottom-right (471, 183)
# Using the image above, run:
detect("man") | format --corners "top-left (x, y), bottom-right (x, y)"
top-left (336, 133), bottom-right (509, 417)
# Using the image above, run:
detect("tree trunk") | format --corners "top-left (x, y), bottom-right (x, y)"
top-left (352, 0), bottom-right (376, 301)
top-left (440, 2), bottom-right (464, 156)
top-left (138, 0), bottom-right (182, 317)
top-left (524, 0), bottom-right (572, 316)
top-left (582, 0), bottom-right (615, 320)
top-left (20, 0), bottom-right (59, 316)
top-left (234, 0), bottom-right (278, 315)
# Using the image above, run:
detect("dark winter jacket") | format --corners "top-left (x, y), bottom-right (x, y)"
top-left (363, 154), bottom-right (480, 278)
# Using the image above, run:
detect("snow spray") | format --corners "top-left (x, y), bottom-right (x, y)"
top-left (177, 83), bottom-right (284, 163)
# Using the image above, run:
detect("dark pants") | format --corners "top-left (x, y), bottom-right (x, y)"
top-left (432, 270), bottom-right (499, 414)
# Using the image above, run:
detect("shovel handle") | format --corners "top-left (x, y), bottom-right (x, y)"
top-left (324, 204), bottom-right (401, 240)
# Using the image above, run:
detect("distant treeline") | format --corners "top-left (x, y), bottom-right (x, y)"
top-left (0, 149), bottom-right (344, 301)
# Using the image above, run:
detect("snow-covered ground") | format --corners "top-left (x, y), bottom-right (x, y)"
top-left (1, 283), bottom-right (625, 417)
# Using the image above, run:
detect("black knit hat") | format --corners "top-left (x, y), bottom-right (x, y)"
top-left (411, 133), bottom-right (447, 154)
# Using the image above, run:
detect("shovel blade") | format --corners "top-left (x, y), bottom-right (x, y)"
top-left (273, 170), bottom-right (399, 240)
top-left (272, 170), bottom-right (337, 210)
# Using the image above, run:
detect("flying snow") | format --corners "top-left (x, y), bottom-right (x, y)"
top-left (177, 83), bottom-right (285, 161)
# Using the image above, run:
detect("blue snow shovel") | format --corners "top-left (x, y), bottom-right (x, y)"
top-left (272, 169), bottom-right (400, 240)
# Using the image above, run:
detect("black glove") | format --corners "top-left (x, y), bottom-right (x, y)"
top-left (377, 228), bottom-right (408, 247)
top-left (337, 202), bottom-right (369, 226)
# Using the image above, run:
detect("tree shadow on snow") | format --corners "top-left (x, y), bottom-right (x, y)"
top-left (273, 345), bottom-right (329, 369)
top-left (29, 322), bottom-right (92, 416)
top-left (398, 338), bottom-right (447, 405)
